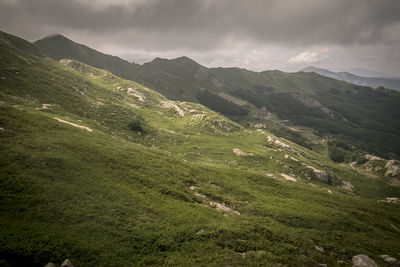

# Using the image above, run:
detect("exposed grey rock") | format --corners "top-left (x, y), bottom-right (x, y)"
top-left (44, 263), bottom-right (56, 267)
top-left (302, 163), bottom-right (338, 184)
top-left (0, 101), bottom-right (7, 108)
top-left (312, 169), bottom-right (331, 184)
top-left (385, 160), bottom-right (400, 176)
top-left (380, 255), bottom-right (400, 266)
top-left (61, 259), bottom-right (74, 267)
top-left (317, 264), bottom-right (328, 267)
top-left (315, 245), bottom-right (325, 253)
top-left (352, 254), bottom-right (377, 267)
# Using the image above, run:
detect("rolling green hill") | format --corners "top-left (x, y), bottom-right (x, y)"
top-left (1, 31), bottom-right (400, 266)
top-left (34, 34), bottom-right (400, 159)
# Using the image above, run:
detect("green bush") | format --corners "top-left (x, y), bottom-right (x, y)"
top-left (128, 119), bottom-right (145, 132)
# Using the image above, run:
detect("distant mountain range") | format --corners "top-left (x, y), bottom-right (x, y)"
top-left (33, 34), bottom-right (400, 158)
top-left (334, 67), bottom-right (400, 79)
top-left (302, 66), bottom-right (400, 91)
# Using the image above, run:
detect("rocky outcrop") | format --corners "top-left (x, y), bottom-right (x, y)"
top-left (315, 245), bottom-right (325, 253)
top-left (302, 163), bottom-right (338, 184)
top-left (0, 101), bottom-right (8, 108)
top-left (311, 168), bottom-right (331, 184)
top-left (340, 181), bottom-right (354, 192)
top-left (61, 259), bottom-right (74, 267)
top-left (385, 160), bottom-right (400, 177)
top-left (352, 254), bottom-right (377, 267)
top-left (378, 197), bottom-right (400, 204)
top-left (267, 136), bottom-right (297, 154)
top-left (233, 148), bottom-right (254, 156)
top-left (189, 186), bottom-right (240, 215)
top-left (365, 154), bottom-right (384, 161)
top-left (281, 173), bottom-right (297, 182)
top-left (380, 255), bottom-right (400, 266)
top-left (44, 259), bottom-right (74, 267)
top-left (160, 100), bottom-right (185, 117)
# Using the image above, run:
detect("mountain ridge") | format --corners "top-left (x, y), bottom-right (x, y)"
top-left (32, 33), bottom-right (400, 159)
top-left (302, 66), bottom-right (400, 92)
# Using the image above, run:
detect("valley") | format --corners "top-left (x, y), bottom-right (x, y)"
top-left (1, 30), bottom-right (400, 266)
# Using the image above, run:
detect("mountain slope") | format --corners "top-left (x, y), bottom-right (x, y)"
top-left (34, 34), bottom-right (138, 78)
top-left (2, 30), bottom-right (400, 266)
top-left (34, 34), bottom-right (400, 159)
top-left (302, 66), bottom-right (400, 91)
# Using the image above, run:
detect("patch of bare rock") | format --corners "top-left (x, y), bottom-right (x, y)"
top-left (380, 255), bottom-right (400, 266)
top-left (301, 163), bottom-right (336, 184)
top-left (281, 173), bottom-right (297, 182)
top-left (233, 148), bottom-right (254, 156)
top-left (267, 135), bottom-right (297, 154)
top-left (385, 160), bottom-right (400, 177)
top-left (160, 100), bottom-right (185, 117)
top-left (340, 181), bottom-right (354, 192)
top-left (378, 197), bottom-right (400, 204)
top-left (45, 259), bottom-right (74, 267)
top-left (188, 186), bottom-right (240, 215)
top-left (352, 254), bottom-right (377, 267)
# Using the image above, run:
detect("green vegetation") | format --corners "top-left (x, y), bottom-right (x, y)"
top-left (34, 34), bottom-right (400, 159)
top-left (1, 31), bottom-right (399, 266)
top-left (196, 90), bottom-right (249, 116)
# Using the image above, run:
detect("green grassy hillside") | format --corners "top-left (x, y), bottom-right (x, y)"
top-left (1, 31), bottom-right (400, 266)
top-left (34, 34), bottom-right (400, 159)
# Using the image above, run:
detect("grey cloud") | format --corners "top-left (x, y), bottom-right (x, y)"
top-left (1, 0), bottom-right (400, 47)
top-left (1, 0), bottom-right (400, 75)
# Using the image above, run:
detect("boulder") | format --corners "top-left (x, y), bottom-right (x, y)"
top-left (0, 101), bottom-right (7, 108)
top-left (61, 259), bottom-right (74, 267)
top-left (385, 160), bottom-right (400, 176)
top-left (315, 245), bottom-right (325, 253)
top-left (312, 169), bottom-right (331, 184)
top-left (352, 254), bottom-right (377, 267)
top-left (317, 264), bottom-right (328, 267)
top-left (380, 255), bottom-right (400, 266)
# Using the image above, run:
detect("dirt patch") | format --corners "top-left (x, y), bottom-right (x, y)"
top-left (54, 117), bottom-right (92, 132)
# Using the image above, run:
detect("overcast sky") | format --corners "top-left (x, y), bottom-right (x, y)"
top-left (1, 0), bottom-right (400, 76)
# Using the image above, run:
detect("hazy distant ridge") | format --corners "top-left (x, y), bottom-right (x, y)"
top-left (302, 66), bottom-right (400, 91)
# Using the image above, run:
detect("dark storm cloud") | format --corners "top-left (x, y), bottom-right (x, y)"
top-left (1, 0), bottom-right (399, 75)
top-left (1, 0), bottom-right (400, 48)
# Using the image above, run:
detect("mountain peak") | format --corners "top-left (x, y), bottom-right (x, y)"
top-left (145, 56), bottom-right (204, 70)
top-left (37, 33), bottom-right (70, 42)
